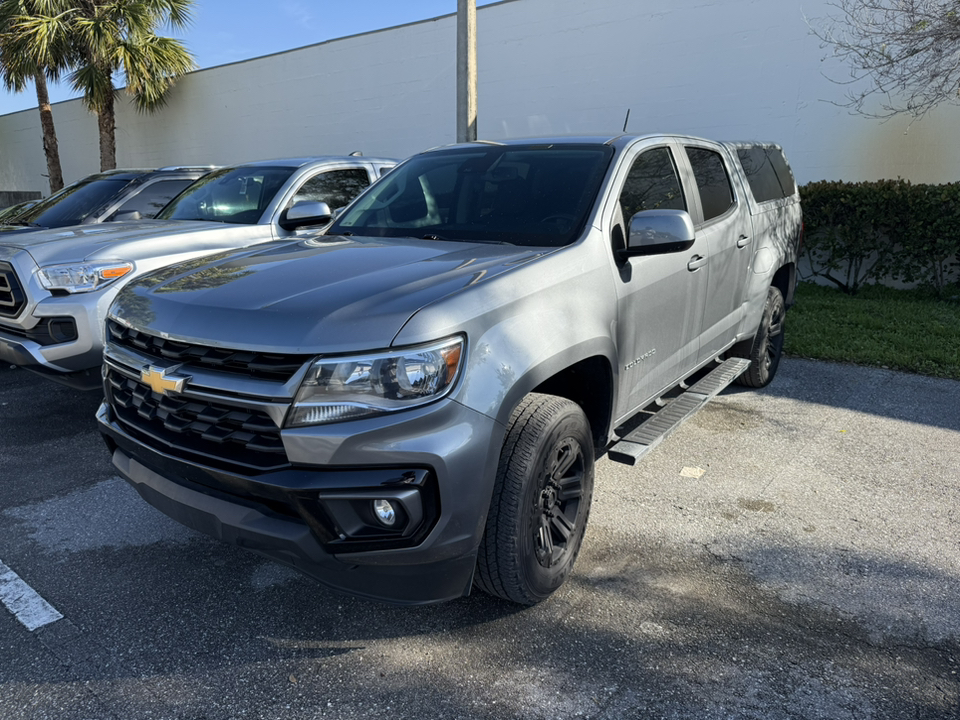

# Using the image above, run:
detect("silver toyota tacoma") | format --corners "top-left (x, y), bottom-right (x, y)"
top-left (0, 155), bottom-right (395, 389)
top-left (98, 135), bottom-right (803, 605)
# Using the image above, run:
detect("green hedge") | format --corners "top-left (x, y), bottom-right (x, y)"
top-left (800, 180), bottom-right (960, 295)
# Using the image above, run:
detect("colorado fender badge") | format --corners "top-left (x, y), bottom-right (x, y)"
top-left (141, 365), bottom-right (191, 396)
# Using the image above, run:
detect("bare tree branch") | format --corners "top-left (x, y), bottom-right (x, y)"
top-left (810, 0), bottom-right (960, 118)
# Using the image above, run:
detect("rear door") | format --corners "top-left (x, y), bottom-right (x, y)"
top-left (678, 142), bottom-right (753, 364)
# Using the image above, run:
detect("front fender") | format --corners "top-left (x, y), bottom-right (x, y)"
top-left (392, 238), bottom-right (619, 429)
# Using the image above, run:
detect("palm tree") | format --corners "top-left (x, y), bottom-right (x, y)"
top-left (68, 0), bottom-right (196, 170)
top-left (0, 0), bottom-right (72, 193)
top-left (6, 0), bottom-right (196, 173)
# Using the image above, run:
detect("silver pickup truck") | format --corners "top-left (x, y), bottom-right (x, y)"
top-left (98, 134), bottom-right (802, 605)
top-left (0, 155), bottom-right (395, 389)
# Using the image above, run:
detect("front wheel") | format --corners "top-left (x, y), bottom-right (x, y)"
top-left (733, 285), bottom-right (786, 388)
top-left (474, 393), bottom-right (595, 605)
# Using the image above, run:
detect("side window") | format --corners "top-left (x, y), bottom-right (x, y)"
top-left (686, 147), bottom-right (734, 222)
top-left (736, 147), bottom-right (786, 203)
top-left (290, 169), bottom-right (370, 211)
top-left (768, 149), bottom-right (797, 197)
top-left (618, 147), bottom-right (685, 222)
top-left (110, 179), bottom-right (194, 219)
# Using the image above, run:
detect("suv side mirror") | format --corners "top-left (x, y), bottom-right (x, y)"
top-left (112, 210), bottom-right (142, 222)
top-left (279, 201), bottom-right (333, 231)
top-left (623, 209), bottom-right (695, 256)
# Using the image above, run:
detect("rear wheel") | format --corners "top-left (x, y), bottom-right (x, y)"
top-left (733, 285), bottom-right (785, 388)
top-left (475, 393), bottom-right (594, 605)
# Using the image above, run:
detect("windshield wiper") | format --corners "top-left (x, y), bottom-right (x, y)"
top-left (5, 221), bottom-right (42, 227)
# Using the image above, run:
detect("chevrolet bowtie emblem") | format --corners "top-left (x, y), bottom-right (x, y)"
top-left (141, 365), bottom-right (191, 396)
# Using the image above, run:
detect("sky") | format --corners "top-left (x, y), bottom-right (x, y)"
top-left (0, 0), bottom-right (501, 117)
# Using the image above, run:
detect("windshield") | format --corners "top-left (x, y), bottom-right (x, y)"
top-left (14, 177), bottom-right (129, 228)
top-left (158, 166), bottom-right (296, 224)
top-left (329, 144), bottom-right (614, 247)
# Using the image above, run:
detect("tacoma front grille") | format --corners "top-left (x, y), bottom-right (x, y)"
top-left (107, 320), bottom-right (311, 382)
top-left (0, 263), bottom-right (26, 318)
top-left (106, 367), bottom-right (290, 472)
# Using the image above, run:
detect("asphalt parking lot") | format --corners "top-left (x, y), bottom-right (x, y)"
top-left (1, 357), bottom-right (958, 720)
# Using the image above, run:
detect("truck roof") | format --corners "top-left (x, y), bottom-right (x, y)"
top-left (237, 155), bottom-right (397, 168)
top-left (426, 133), bottom-right (750, 153)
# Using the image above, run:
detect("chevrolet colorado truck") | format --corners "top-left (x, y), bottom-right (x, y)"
top-left (0, 155), bottom-right (395, 389)
top-left (98, 135), bottom-right (802, 605)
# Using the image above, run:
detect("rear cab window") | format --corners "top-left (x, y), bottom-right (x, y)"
top-left (735, 146), bottom-right (797, 203)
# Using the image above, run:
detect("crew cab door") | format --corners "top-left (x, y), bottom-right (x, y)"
top-left (610, 141), bottom-right (708, 421)
top-left (678, 143), bottom-right (753, 364)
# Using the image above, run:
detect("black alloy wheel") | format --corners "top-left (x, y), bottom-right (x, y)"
top-left (475, 393), bottom-right (595, 605)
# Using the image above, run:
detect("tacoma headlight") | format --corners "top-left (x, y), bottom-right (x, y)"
top-left (38, 262), bottom-right (134, 294)
top-left (287, 336), bottom-right (464, 427)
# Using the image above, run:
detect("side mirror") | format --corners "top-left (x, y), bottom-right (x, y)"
top-left (112, 210), bottom-right (142, 222)
top-left (279, 201), bottom-right (333, 231)
top-left (623, 209), bottom-right (695, 257)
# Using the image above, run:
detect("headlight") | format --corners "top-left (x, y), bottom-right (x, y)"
top-left (38, 262), bottom-right (134, 294)
top-left (287, 336), bottom-right (464, 427)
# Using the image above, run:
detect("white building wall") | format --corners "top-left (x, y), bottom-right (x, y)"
top-left (2, 0), bottom-right (958, 197)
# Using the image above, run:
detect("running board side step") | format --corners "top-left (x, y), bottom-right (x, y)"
top-left (607, 358), bottom-right (751, 466)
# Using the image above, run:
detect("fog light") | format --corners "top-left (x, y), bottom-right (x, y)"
top-left (372, 499), bottom-right (397, 527)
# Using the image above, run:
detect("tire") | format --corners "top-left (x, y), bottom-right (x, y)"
top-left (474, 393), bottom-right (595, 605)
top-left (733, 285), bottom-right (786, 388)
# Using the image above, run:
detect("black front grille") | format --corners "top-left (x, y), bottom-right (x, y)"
top-left (107, 320), bottom-right (311, 382)
top-left (0, 263), bottom-right (26, 318)
top-left (106, 367), bottom-right (289, 472)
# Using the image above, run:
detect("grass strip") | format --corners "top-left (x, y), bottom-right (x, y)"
top-left (784, 282), bottom-right (960, 380)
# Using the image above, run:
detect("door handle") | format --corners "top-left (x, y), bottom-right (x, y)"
top-left (687, 255), bottom-right (707, 271)
top-left (737, 234), bottom-right (751, 248)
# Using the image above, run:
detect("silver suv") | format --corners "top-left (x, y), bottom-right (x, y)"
top-left (0, 155), bottom-right (395, 389)
top-left (0, 166), bottom-right (213, 235)
top-left (99, 135), bottom-right (802, 605)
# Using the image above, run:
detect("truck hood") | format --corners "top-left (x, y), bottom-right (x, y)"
top-left (0, 220), bottom-right (273, 266)
top-left (112, 235), bottom-right (547, 354)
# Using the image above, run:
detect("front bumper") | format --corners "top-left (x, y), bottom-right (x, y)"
top-left (97, 399), bottom-right (505, 604)
top-left (0, 258), bottom-right (111, 389)
top-left (0, 327), bottom-right (102, 389)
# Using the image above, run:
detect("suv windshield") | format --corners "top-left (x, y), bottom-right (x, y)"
top-left (329, 144), bottom-right (614, 247)
top-left (13, 178), bottom-right (129, 228)
top-left (158, 166), bottom-right (296, 224)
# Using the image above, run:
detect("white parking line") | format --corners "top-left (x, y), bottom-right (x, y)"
top-left (0, 560), bottom-right (63, 631)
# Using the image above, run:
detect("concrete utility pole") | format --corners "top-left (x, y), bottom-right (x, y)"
top-left (457, 0), bottom-right (478, 142)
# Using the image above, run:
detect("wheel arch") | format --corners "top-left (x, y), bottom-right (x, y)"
top-left (530, 355), bottom-right (614, 455)
top-left (478, 344), bottom-right (615, 458)
top-left (772, 261), bottom-right (796, 308)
